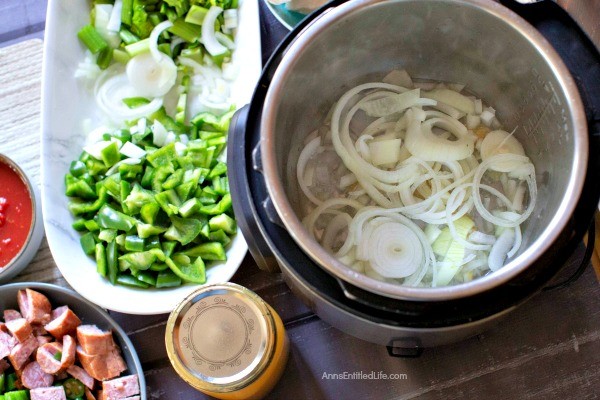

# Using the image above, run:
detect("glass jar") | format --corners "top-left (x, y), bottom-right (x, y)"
top-left (165, 282), bottom-right (290, 399)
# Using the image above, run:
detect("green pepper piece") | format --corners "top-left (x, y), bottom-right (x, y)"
top-left (118, 251), bottom-right (156, 270)
top-left (116, 274), bottom-right (150, 288)
top-left (113, 129), bottom-right (132, 143)
top-left (85, 157), bottom-right (108, 176)
top-left (199, 222), bottom-right (211, 240)
top-left (80, 232), bottom-right (96, 255)
top-left (125, 235), bottom-right (145, 252)
top-left (175, 181), bottom-right (195, 203)
top-left (103, 173), bottom-right (122, 202)
top-left (175, 92), bottom-right (187, 124)
top-left (63, 377), bottom-right (85, 399)
top-left (82, 219), bottom-right (99, 232)
top-left (119, 163), bottom-right (143, 180)
top-left (122, 97), bottom-right (151, 109)
top-left (155, 189), bottom-right (181, 216)
top-left (207, 136), bottom-right (227, 148)
top-left (212, 177), bottom-right (229, 195)
top-left (72, 218), bottom-right (87, 232)
top-left (124, 184), bottom-right (156, 215)
top-left (150, 262), bottom-right (169, 272)
top-left (136, 271), bottom-right (157, 286)
top-left (106, 240), bottom-right (118, 285)
top-left (165, 255), bottom-right (206, 284)
top-left (95, 243), bottom-right (107, 277)
top-left (178, 198), bottom-right (201, 218)
top-left (182, 242), bottom-right (226, 261)
top-left (209, 213), bottom-right (236, 235)
top-left (98, 229), bottom-right (117, 242)
top-left (120, 180), bottom-right (132, 213)
top-left (209, 229), bottom-right (231, 246)
top-left (145, 235), bottom-right (161, 250)
top-left (0, 372), bottom-right (5, 393)
top-left (146, 142), bottom-right (177, 167)
top-left (191, 146), bottom-right (215, 168)
top-left (156, 269), bottom-right (182, 288)
top-left (176, 155), bottom-right (194, 170)
top-left (152, 165), bottom-right (175, 193)
top-left (199, 193), bottom-right (232, 215)
top-left (161, 241), bottom-right (177, 258)
top-left (140, 202), bottom-right (160, 225)
top-left (115, 234), bottom-right (126, 247)
top-left (164, 215), bottom-right (202, 245)
top-left (197, 188), bottom-right (218, 205)
top-left (65, 174), bottom-right (97, 200)
top-left (207, 161), bottom-right (227, 179)
top-left (97, 205), bottom-right (137, 231)
top-left (140, 165), bottom-right (155, 188)
top-left (187, 139), bottom-right (207, 152)
top-left (162, 169), bottom-right (184, 190)
top-left (68, 186), bottom-right (109, 216)
top-left (199, 130), bottom-right (223, 141)
top-left (5, 373), bottom-right (16, 391)
top-left (137, 223), bottom-right (167, 239)
top-left (191, 110), bottom-right (234, 132)
top-left (69, 160), bottom-right (87, 177)
top-left (101, 142), bottom-right (121, 167)
top-left (4, 390), bottom-right (29, 400)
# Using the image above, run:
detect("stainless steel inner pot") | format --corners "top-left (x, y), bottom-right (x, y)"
top-left (261, 0), bottom-right (588, 301)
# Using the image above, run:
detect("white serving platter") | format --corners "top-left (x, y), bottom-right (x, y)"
top-left (41, 0), bottom-right (261, 314)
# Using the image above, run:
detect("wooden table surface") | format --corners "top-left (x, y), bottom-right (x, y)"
top-left (1, 1), bottom-right (600, 399)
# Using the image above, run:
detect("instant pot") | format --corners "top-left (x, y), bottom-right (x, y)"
top-left (228, 0), bottom-right (600, 355)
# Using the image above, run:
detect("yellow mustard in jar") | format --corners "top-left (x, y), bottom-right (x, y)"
top-left (165, 282), bottom-right (290, 399)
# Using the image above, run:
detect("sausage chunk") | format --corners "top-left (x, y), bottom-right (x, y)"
top-left (21, 361), bottom-right (54, 389)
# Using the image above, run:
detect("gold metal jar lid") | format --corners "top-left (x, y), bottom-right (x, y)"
top-left (165, 282), bottom-right (277, 394)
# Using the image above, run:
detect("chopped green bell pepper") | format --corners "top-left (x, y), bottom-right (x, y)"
top-left (156, 269), bottom-right (182, 287)
top-left (182, 242), bottom-right (226, 261)
top-left (97, 205), bottom-right (137, 231)
top-left (164, 215), bottom-right (202, 245)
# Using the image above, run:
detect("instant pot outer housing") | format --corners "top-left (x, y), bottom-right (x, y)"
top-left (228, 0), bottom-right (600, 352)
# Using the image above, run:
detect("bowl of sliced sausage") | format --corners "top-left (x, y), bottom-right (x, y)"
top-left (0, 283), bottom-right (146, 399)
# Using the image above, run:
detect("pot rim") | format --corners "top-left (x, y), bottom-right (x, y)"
top-left (260, 0), bottom-right (588, 301)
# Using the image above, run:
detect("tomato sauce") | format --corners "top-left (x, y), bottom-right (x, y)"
top-left (0, 161), bottom-right (33, 267)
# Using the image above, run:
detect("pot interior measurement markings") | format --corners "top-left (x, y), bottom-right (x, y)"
top-left (521, 68), bottom-right (570, 158)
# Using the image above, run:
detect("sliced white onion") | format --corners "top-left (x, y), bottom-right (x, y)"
top-left (175, 142), bottom-right (187, 156)
top-left (202, 6), bottom-right (228, 56)
top-left (95, 67), bottom-right (163, 123)
top-left (126, 52), bottom-right (177, 98)
top-left (488, 229), bottom-right (515, 271)
top-left (83, 140), bottom-right (112, 160)
top-left (404, 108), bottom-right (475, 162)
top-left (120, 141), bottom-right (146, 159)
top-left (469, 231), bottom-right (496, 245)
top-left (107, 0), bottom-right (123, 32)
top-left (149, 20), bottom-right (174, 62)
top-left (105, 158), bottom-right (141, 176)
top-left (423, 88), bottom-right (475, 114)
top-left (215, 32), bottom-right (235, 50)
top-left (152, 120), bottom-right (168, 147)
top-left (296, 136), bottom-right (323, 205)
top-left (223, 9), bottom-right (239, 29)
